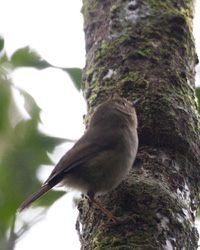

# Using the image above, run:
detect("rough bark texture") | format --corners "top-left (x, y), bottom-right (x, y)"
top-left (77, 0), bottom-right (200, 249)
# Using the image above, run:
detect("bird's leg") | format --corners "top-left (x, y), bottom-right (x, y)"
top-left (88, 193), bottom-right (120, 223)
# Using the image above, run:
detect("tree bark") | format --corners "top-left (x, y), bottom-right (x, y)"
top-left (77, 0), bottom-right (200, 249)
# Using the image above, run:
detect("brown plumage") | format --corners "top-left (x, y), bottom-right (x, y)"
top-left (18, 95), bottom-right (142, 222)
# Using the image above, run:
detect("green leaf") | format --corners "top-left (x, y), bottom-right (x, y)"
top-left (196, 87), bottom-right (200, 113)
top-left (62, 67), bottom-right (82, 91)
top-left (34, 190), bottom-right (66, 208)
top-left (0, 37), bottom-right (4, 52)
top-left (17, 86), bottom-right (42, 121)
top-left (39, 134), bottom-right (75, 151)
top-left (11, 46), bottom-right (51, 69)
top-left (10, 46), bottom-right (82, 90)
top-left (0, 79), bottom-right (12, 132)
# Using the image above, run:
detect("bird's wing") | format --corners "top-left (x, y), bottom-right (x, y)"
top-left (18, 126), bottom-right (122, 212)
top-left (44, 128), bottom-right (119, 185)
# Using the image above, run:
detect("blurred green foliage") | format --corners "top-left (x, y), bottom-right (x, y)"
top-left (11, 46), bottom-right (82, 90)
top-left (0, 37), bottom-right (82, 249)
top-left (195, 87), bottom-right (200, 113)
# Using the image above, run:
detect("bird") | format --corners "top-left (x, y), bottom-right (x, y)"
top-left (18, 95), bottom-right (142, 223)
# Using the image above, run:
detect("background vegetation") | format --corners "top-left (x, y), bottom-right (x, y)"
top-left (0, 39), bottom-right (82, 249)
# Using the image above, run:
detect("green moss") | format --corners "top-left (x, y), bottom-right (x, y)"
top-left (97, 35), bottom-right (131, 60)
top-left (86, 68), bottom-right (96, 77)
top-left (82, 0), bottom-right (96, 18)
top-left (92, 232), bottom-right (156, 250)
top-left (121, 71), bottom-right (149, 89)
top-left (101, 40), bottom-right (108, 51)
top-left (87, 91), bottom-right (98, 107)
top-left (148, 0), bottom-right (175, 11)
top-left (147, 0), bottom-right (193, 17)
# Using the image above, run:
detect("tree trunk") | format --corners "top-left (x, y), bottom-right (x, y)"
top-left (77, 0), bottom-right (200, 249)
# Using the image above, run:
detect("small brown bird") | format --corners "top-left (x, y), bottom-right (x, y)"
top-left (18, 95), bottom-right (142, 223)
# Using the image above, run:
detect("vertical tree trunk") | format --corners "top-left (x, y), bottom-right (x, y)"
top-left (77, 0), bottom-right (200, 249)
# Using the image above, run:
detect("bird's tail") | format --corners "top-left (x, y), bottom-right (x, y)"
top-left (18, 184), bottom-right (52, 212)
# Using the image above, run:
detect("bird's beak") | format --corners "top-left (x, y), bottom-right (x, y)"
top-left (132, 97), bottom-right (143, 107)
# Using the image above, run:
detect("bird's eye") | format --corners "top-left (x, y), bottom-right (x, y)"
top-left (122, 102), bottom-right (126, 106)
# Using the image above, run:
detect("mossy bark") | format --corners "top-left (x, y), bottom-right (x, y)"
top-left (77, 0), bottom-right (200, 249)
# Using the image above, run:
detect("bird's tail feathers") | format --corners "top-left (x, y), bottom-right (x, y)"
top-left (18, 184), bottom-right (52, 212)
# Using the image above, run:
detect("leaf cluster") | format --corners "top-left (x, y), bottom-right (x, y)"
top-left (0, 37), bottom-right (82, 249)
